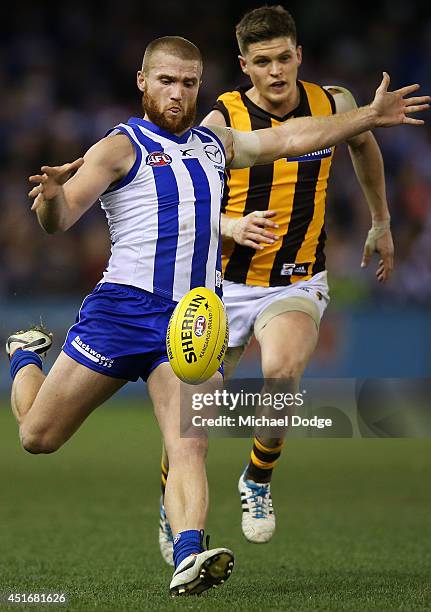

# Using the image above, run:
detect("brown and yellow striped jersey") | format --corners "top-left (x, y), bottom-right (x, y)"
top-left (214, 80), bottom-right (336, 286)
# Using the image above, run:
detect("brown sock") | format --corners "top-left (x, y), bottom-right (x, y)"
top-left (245, 437), bottom-right (284, 483)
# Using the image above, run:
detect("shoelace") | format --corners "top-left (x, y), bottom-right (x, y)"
top-left (245, 481), bottom-right (271, 519)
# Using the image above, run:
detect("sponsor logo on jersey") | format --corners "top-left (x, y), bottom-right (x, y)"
top-left (204, 144), bottom-right (223, 165)
top-left (71, 335), bottom-right (114, 367)
top-left (280, 263), bottom-right (310, 276)
top-left (146, 152), bottom-right (173, 166)
top-left (287, 147), bottom-right (332, 163)
top-left (194, 315), bottom-right (207, 337)
top-left (215, 270), bottom-right (222, 288)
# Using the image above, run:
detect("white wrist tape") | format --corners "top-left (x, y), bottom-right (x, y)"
top-left (368, 220), bottom-right (391, 240)
top-left (365, 220), bottom-right (391, 250)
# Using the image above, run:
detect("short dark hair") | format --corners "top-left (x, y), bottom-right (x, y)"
top-left (142, 36), bottom-right (202, 74)
top-left (236, 5), bottom-right (297, 55)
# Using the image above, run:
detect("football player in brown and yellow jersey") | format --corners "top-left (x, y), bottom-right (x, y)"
top-left (158, 5), bottom-right (419, 557)
top-left (203, 5), bottom-right (395, 545)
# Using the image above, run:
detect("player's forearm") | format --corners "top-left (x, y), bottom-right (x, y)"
top-left (348, 134), bottom-right (390, 222)
top-left (36, 191), bottom-right (72, 234)
top-left (259, 105), bottom-right (379, 164)
top-left (229, 106), bottom-right (380, 170)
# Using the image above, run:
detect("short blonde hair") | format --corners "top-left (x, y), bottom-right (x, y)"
top-left (142, 36), bottom-right (202, 74)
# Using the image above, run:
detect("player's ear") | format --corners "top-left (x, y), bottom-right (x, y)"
top-left (296, 45), bottom-right (303, 67)
top-left (137, 70), bottom-right (145, 92)
top-left (238, 55), bottom-right (249, 75)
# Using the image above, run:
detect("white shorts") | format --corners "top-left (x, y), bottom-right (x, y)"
top-left (223, 271), bottom-right (330, 348)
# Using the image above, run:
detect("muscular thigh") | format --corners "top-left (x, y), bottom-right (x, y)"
top-left (258, 311), bottom-right (319, 379)
top-left (23, 351), bottom-right (126, 445)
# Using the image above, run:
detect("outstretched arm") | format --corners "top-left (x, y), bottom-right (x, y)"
top-left (28, 134), bottom-right (135, 233)
top-left (326, 85), bottom-right (394, 282)
top-left (211, 73), bottom-right (429, 170)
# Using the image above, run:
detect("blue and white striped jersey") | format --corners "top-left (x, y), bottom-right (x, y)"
top-left (99, 117), bottom-right (225, 302)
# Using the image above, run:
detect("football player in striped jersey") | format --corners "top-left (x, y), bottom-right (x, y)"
top-left (158, 6), bottom-right (429, 556)
top-left (208, 5), bottom-right (394, 545)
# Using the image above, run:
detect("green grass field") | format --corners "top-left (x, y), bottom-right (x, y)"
top-left (1, 401), bottom-right (430, 611)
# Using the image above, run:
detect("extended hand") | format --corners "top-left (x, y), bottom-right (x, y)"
top-left (228, 210), bottom-right (279, 250)
top-left (371, 73), bottom-right (430, 127)
top-left (361, 221), bottom-right (394, 282)
top-left (28, 158), bottom-right (84, 210)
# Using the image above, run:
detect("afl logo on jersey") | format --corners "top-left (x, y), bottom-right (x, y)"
top-left (194, 315), bottom-right (207, 337)
top-left (146, 152), bottom-right (173, 167)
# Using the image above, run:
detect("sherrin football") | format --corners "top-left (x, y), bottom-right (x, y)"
top-left (166, 287), bottom-right (229, 385)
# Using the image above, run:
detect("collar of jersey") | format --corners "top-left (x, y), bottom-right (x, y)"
top-left (128, 117), bottom-right (192, 144)
top-left (237, 80), bottom-right (307, 122)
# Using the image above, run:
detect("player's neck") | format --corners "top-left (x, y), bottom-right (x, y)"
top-left (246, 85), bottom-right (300, 118)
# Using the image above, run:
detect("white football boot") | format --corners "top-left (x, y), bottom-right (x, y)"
top-left (170, 541), bottom-right (234, 596)
top-left (238, 471), bottom-right (275, 543)
top-left (159, 497), bottom-right (174, 566)
top-left (6, 326), bottom-right (53, 359)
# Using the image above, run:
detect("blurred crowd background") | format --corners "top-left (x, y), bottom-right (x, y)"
top-left (0, 0), bottom-right (430, 384)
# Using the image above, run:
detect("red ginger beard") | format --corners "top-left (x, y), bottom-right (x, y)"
top-left (143, 84), bottom-right (197, 134)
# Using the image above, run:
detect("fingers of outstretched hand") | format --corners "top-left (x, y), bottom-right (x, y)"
top-left (403, 95), bottom-right (430, 107)
top-left (396, 83), bottom-right (420, 96)
top-left (402, 117), bottom-right (425, 125)
top-left (28, 182), bottom-right (45, 197)
top-left (377, 72), bottom-right (390, 92)
top-left (28, 171), bottom-right (48, 197)
top-left (68, 157), bottom-right (84, 171)
top-left (29, 173), bottom-right (48, 184)
top-left (40, 165), bottom-right (60, 175)
top-left (30, 193), bottom-right (44, 211)
top-left (404, 104), bottom-right (430, 115)
top-left (40, 157), bottom-right (84, 178)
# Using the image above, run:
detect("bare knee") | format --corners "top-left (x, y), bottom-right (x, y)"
top-left (263, 356), bottom-right (306, 381)
top-left (20, 427), bottom-right (62, 454)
